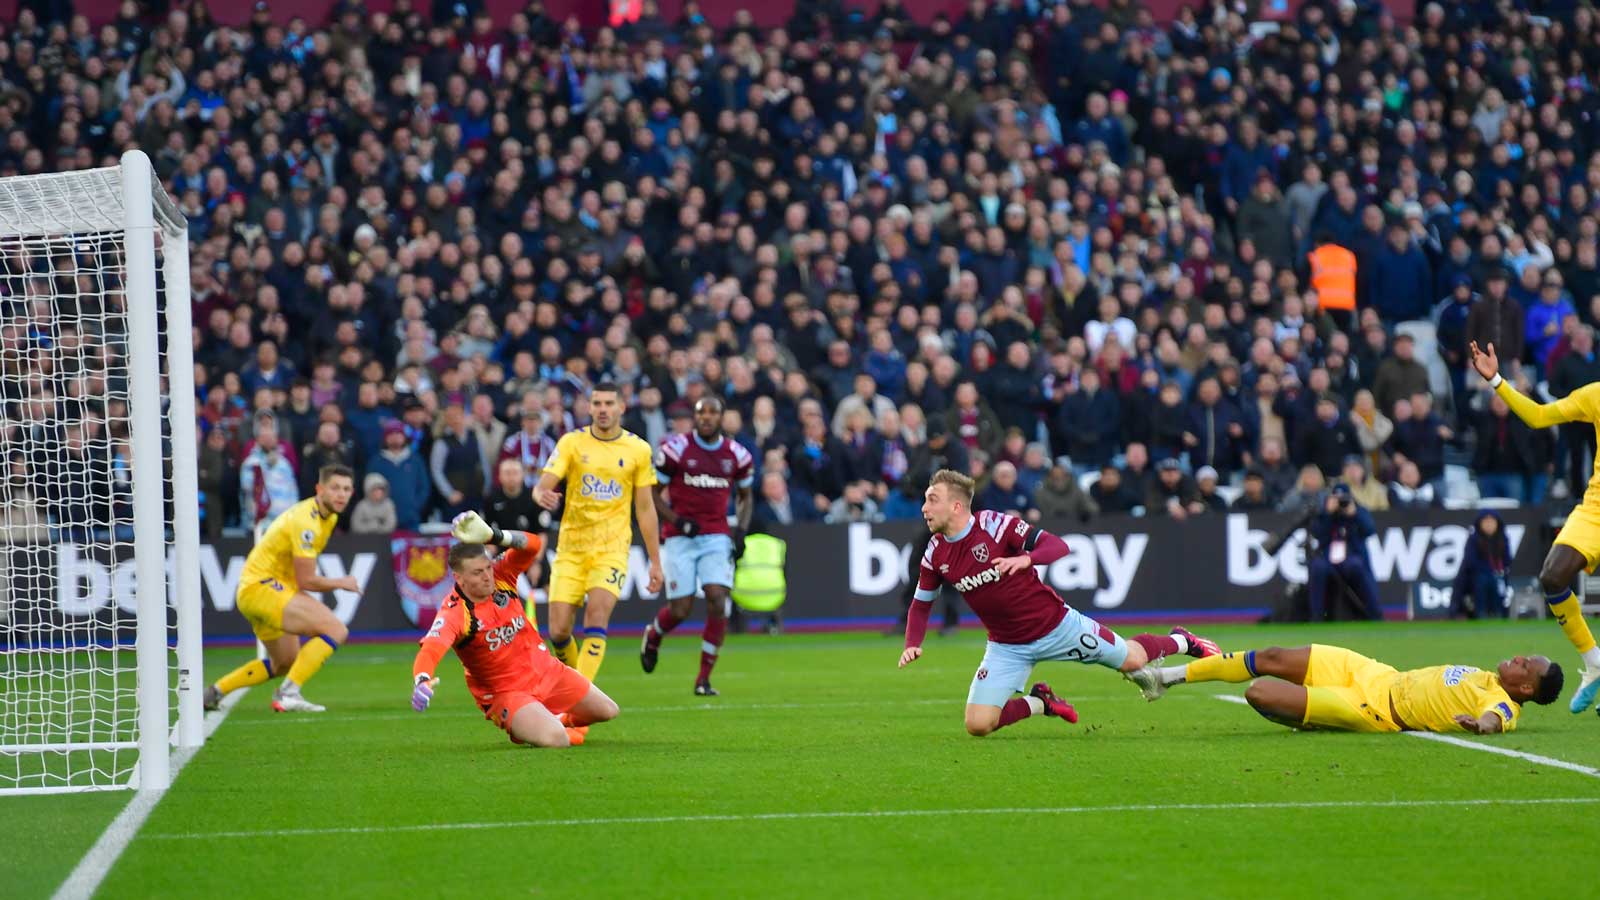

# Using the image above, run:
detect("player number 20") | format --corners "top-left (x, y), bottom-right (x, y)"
top-left (1064, 633), bottom-right (1100, 661)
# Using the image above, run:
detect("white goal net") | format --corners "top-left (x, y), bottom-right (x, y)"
top-left (0, 152), bottom-right (201, 795)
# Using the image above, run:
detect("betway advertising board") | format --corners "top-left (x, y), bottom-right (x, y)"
top-left (4, 509), bottom-right (1546, 642)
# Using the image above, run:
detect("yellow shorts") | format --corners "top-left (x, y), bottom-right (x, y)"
top-left (1554, 504), bottom-right (1600, 573)
top-left (549, 549), bottom-right (629, 606)
top-left (236, 577), bottom-right (294, 641)
top-left (1301, 644), bottom-right (1402, 733)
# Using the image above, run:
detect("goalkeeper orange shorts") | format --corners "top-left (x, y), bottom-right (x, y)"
top-left (481, 666), bottom-right (593, 743)
top-left (236, 577), bottom-right (293, 641)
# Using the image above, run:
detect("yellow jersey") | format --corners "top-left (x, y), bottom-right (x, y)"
top-left (1389, 664), bottom-right (1521, 733)
top-left (1495, 380), bottom-right (1600, 507)
top-left (239, 497), bottom-right (339, 593)
top-left (543, 427), bottom-right (657, 554)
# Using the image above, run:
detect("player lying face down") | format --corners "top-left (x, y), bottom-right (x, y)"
top-left (410, 512), bottom-right (620, 748)
top-left (903, 469), bottom-right (1224, 737)
top-left (1130, 642), bottom-right (1562, 734)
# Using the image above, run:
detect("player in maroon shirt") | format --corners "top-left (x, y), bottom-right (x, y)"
top-left (901, 470), bottom-right (1221, 736)
top-left (640, 397), bottom-right (756, 694)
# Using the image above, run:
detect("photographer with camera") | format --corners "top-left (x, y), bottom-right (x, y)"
top-left (1308, 483), bottom-right (1381, 622)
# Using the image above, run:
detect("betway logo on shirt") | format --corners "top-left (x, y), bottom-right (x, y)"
top-left (580, 474), bottom-right (623, 500)
top-left (682, 473), bottom-right (730, 489)
top-left (953, 565), bottom-right (1005, 594)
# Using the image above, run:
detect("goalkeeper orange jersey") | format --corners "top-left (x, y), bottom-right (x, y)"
top-left (413, 539), bottom-right (561, 706)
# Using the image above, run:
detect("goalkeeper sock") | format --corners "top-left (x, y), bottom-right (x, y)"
top-left (1545, 588), bottom-right (1599, 656)
top-left (1184, 651), bottom-right (1256, 684)
top-left (285, 635), bottom-right (338, 688)
top-left (215, 658), bottom-right (274, 695)
top-left (697, 615), bottom-right (726, 684)
top-left (550, 635), bottom-right (579, 668)
top-left (996, 696), bottom-right (1044, 729)
top-left (645, 606), bottom-right (683, 650)
top-left (577, 627), bottom-right (608, 681)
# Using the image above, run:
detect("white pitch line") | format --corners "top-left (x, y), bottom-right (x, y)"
top-left (144, 796), bottom-right (1600, 841)
top-left (52, 688), bottom-right (247, 900)
top-left (1215, 694), bottom-right (1600, 779)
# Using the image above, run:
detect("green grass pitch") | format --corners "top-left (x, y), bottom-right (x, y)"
top-left (8, 619), bottom-right (1600, 898)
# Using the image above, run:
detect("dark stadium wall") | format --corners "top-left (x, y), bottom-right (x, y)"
top-left (11, 508), bottom-right (1548, 644)
top-left (48, 0), bottom-right (1338, 31)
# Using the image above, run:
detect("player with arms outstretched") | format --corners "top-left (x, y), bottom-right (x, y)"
top-left (1130, 643), bottom-right (1562, 734)
top-left (410, 512), bottom-right (619, 747)
top-left (640, 397), bottom-right (755, 695)
top-left (902, 470), bottom-right (1221, 736)
top-left (533, 382), bottom-right (665, 681)
top-left (1470, 340), bottom-right (1600, 712)
top-left (204, 464), bottom-right (359, 713)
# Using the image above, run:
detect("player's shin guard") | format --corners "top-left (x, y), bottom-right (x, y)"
top-left (1545, 588), bottom-right (1599, 655)
top-left (645, 606), bottom-right (683, 650)
top-left (577, 627), bottom-right (608, 681)
top-left (215, 657), bottom-right (274, 695)
top-left (286, 635), bottom-right (338, 688)
top-left (698, 616), bottom-right (726, 684)
top-left (550, 635), bottom-right (580, 668)
top-left (1184, 650), bottom-right (1256, 684)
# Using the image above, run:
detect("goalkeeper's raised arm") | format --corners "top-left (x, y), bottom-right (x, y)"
top-left (1470, 340), bottom-right (1600, 427)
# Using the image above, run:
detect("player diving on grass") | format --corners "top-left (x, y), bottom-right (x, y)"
top-left (409, 512), bottom-right (619, 747)
top-left (533, 382), bottom-right (665, 682)
top-left (1470, 340), bottom-right (1600, 713)
top-left (899, 470), bottom-right (1222, 736)
top-left (204, 464), bottom-right (359, 713)
top-left (1128, 644), bottom-right (1563, 734)
top-left (640, 397), bottom-right (755, 695)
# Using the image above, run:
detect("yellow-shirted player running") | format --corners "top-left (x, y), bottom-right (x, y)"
top-left (203, 464), bottom-right (359, 713)
top-left (1470, 340), bottom-right (1600, 712)
top-left (533, 382), bottom-right (664, 681)
top-left (1130, 643), bottom-right (1563, 734)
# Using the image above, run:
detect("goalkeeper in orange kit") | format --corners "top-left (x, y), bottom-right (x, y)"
top-left (411, 512), bottom-right (619, 747)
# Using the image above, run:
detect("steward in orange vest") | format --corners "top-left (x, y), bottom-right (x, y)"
top-left (1309, 234), bottom-right (1357, 311)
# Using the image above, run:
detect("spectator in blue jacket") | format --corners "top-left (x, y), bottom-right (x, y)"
top-left (367, 420), bottom-right (432, 531)
top-left (1220, 118), bottom-right (1276, 215)
top-left (1369, 223), bottom-right (1434, 325)
top-left (1058, 368), bottom-right (1121, 472)
top-left (1308, 483), bottom-right (1380, 621)
top-left (1071, 93), bottom-right (1130, 165)
top-left (1451, 512), bottom-right (1511, 619)
top-left (1183, 376), bottom-right (1246, 474)
top-left (1525, 270), bottom-right (1576, 371)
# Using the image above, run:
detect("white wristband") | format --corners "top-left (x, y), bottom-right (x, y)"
top-left (1487, 373), bottom-right (1504, 388)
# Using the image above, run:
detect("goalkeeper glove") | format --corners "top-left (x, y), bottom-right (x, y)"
top-left (676, 519), bottom-right (700, 538)
top-left (452, 511), bottom-right (502, 545)
top-left (412, 675), bottom-right (439, 712)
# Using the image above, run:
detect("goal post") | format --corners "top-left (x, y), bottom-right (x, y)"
top-left (0, 150), bottom-right (199, 795)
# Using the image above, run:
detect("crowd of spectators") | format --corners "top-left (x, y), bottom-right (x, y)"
top-left (2, 0), bottom-right (1599, 541)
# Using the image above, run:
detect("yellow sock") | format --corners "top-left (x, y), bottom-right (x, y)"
top-left (285, 635), bottom-right (338, 687)
top-left (215, 658), bottom-right (274, 695)
top-left (1547, 590), bottom-right (1598, 654)
top-left (1184, 650), bottom-right (1257, 683)
top-left (551, 635), bottom-right (580, 668)
top-left (576, 629), bottom-right (608, 681)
